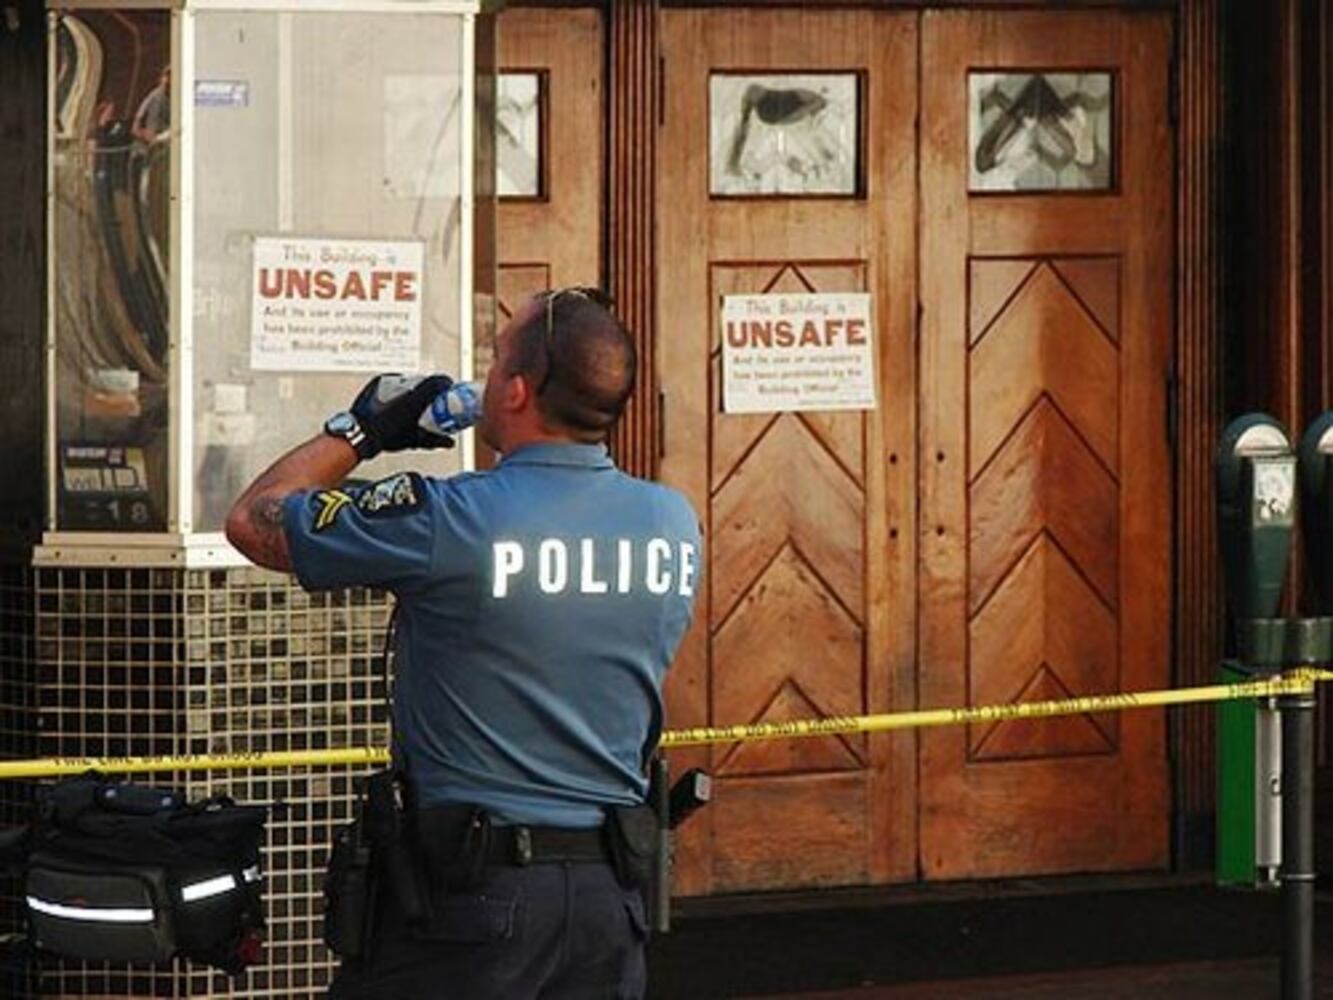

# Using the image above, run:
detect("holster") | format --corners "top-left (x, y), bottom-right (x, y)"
top-left (364, 771), bottom-right (430, 925)
top-left (603, 803), bottom-right (658, 894)
top-left (322, 819), bottom-right (376, 960)
top-left (322, 770), bottom-right (431, 959)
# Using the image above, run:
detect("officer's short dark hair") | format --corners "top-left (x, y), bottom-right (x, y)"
top-left (507, 288), bottom-right (637, 442)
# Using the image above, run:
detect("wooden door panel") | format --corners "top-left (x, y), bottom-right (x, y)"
top-left (713, 539), bottom-right (868, 776)
top-left (969, 260), bottom-right (1043, 341)
top-left (920, 11), bottom-right (1172, 879)
top-left (492, 11), bottom-right (600, 470)
top-left (661, 8), bottom-right (918, 894)
top-left (968, 262), bottom-right (1120, 476)
top-left (969, 537), bottom-right (1120, 759)
top-left (712, 774), bottom-right (868, 889)
top-left (1048, 258), bottom-right (1122, 340)
top-left (496, 9), bottom-right (601, 292)
top-left (709, 263), bottom-right (868, 490)
top-left (706, 261), bottom-right (872, 884)
top-left (497, 263), bottom-right (551, 321)
top-left (711, 416), bottom-right (866, 629)
top-left (969, 395), bottom-right (1120, 613)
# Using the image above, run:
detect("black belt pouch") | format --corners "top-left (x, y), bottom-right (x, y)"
top-left (416, 805), bottom-right (492, 892)
top-left (322, 819), bottom-right (377, 960)
top-left (604, 804), bottom-right (657, 893)
top-left (324, 771), bottom-right (442, 959)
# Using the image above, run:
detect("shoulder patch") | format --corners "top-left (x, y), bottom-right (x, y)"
top-left (354, 472), bottom-right (425, 518)
top-left (311, 489), bottom-right (354, 532)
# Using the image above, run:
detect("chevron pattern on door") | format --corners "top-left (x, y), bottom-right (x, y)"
top-left (967, 256), bottom-right (1122, 763)
top-left (708, 261), bottom-right (868, 778)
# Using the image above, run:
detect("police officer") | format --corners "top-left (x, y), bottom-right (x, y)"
top-left (226, 288), bottom-right (701, 999)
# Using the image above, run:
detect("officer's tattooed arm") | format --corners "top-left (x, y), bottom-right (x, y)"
top-left (225, 435), bottom-right (360, 572)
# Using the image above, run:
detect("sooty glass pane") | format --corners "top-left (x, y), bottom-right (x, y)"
top-left (497, 72), bottom-right (542, 197)
top-left (969, 72), bottom-right (1113, 192)
top-left (710, 73), bottom-right (859, 197)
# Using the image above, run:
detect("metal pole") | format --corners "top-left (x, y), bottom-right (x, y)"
top-left (1280, 687), bottom-right (1317, 1000)
top-left (650, 754), bottom-right (671, 933)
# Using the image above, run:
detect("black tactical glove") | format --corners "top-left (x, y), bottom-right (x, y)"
top-left (348, 374), bottom-right (456, 460)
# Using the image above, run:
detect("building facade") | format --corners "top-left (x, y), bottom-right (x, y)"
top-left (0, 0), bottom-right (1331, 996)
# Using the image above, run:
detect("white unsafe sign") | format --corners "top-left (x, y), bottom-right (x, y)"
top-left (250, 236), bottom-right (425, 372)
top-left (721, 293), bottom-right (876, 414)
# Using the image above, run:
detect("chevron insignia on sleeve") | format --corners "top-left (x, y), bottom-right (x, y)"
top-left (312, 489), bottom-right (353, 532)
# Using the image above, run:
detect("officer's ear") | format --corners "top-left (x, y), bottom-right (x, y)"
top-left (503, 369), bottom-right (535, 414)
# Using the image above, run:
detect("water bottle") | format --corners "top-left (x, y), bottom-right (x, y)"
top-left (418, 379), bottom-right (482, 437)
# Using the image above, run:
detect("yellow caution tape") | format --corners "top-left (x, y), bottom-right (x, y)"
top-left (0, 747), bottom-right (390, 780)
top-left (662, 669), bottom-right (1333, 748)
top-left (0, 670), bottom-right (1328, 779)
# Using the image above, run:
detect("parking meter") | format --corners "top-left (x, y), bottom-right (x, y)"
top-left (1216, 414), bottom-right (1296, 888)
top-left (1216, 415), bottom-right (1323, 988)
top-left (1299, 412), bottom-right (1333, 615)
top-left (1289, 414), bottom-right (1332, 1000)
top-left (1216, 414), bottom-right (1297, 624)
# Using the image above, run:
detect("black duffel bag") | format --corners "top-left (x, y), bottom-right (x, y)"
top-left (21, 774), bottom-right (267, 974)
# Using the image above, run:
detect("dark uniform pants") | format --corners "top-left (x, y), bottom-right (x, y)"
top-left (328, 861), bottom-right (648, 1000)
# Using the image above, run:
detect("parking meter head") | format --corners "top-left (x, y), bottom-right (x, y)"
top-left (1298, 412), bottom-right (1333, 614)
top-left (1216, 414), bottom-right (1296, 621)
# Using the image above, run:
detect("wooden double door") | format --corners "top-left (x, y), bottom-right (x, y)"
top-left (658, 8), bottom-right (1173, 893)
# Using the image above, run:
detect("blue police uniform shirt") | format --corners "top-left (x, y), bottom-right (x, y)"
top-left (282, 442), bottom-right (701, 828)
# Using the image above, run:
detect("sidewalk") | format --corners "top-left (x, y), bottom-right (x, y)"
top-left (648, 875), bottom-right (1333, 999)
top-left (754, 957), bottom-right (1333, 998)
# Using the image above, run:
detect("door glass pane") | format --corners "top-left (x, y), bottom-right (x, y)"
top-left (968, 72), bottom-right (1113, 192)
top-left (497, 71), bottom-right (542, 198)
top-left (709, 73), bottom-right (861, 197)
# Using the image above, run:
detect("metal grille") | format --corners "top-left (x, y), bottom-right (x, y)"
top-left (0, 565), bottom-right (38, 997)
top-left (0, 565), bottom-right (392, 998)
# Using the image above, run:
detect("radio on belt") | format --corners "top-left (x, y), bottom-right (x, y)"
top-left (667, 768), bottom-right (711, 829)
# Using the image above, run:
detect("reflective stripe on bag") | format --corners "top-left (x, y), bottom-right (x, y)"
top-left (26, 897), bottom-right (156, 924)
top-left (180, 865), bottom-right (262, 903)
